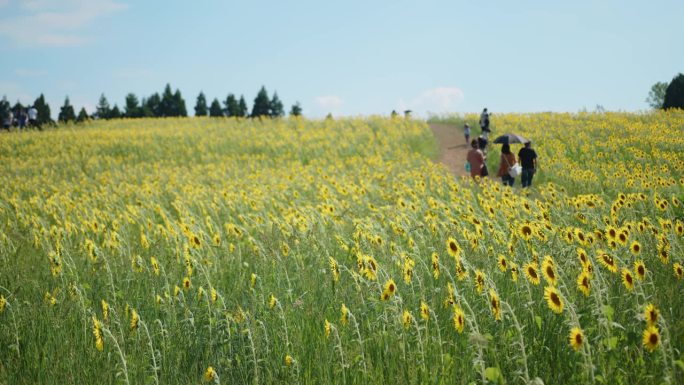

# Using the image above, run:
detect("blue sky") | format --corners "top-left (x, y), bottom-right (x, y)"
top-left (0, 0), bottom-right (681, 118)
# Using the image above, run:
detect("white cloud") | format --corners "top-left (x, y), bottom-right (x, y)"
top-left (15, 68), bottom-right (47, 77)
top-left (398, 87), bottom-right (465, 117)
top-left (315, 95), bottom-right (344, 110)
top-left (0, 0), bottom-right (127, 47)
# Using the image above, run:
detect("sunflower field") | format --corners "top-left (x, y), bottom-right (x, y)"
top-left (0, 112), bottom-right (683, 385)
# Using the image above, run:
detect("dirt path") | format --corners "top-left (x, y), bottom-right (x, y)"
top-left (429, 123), bottom-right (469, 177)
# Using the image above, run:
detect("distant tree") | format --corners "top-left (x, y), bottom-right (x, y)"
top-left (269, 92), bottom-right (284, 118)
top-left (76, 107), bottom-right (89, 123)
top-left (159, 84), bottom-right (174, 117)
top-left (124, 93), bottom-right (142, 118)
top-left (12, 101), bottom-right (25, 121)
top-left (224, 94), bottom-right (239, 117)
top-left (195, 92), bottom-right (208, 117)
top-left (58, 96), bottom-right (76, 123)
top-left (110, 104), bottom-right (122, 119)
top-left (33, 94), bottom-right (52, 126)
top-left (251, 86), bottom-right (271, 118)
top-left (96, 93), bottom-right (111, 119)
top-left (646, 82), bottom-right (668, 109)
top-left (663, 73), bottom-right (684, 110)
top-left (209, 98), bottom-right (224, 117)
top-left (0, 96), bottom-right (9, 121)
top-left (142, 93), bottom-right (161, 117)
top-left (173, 89), bottom-right (187, 117)
top-left (238, 95), bottom-right (248, 117)
top-left (289, 101), bottom-right (302, 117)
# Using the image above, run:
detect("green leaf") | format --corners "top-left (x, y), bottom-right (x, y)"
top-left (595, 374), bottom-right (605, 383)
top-left (535, 315), bottom-right (542, 330)
top-left (675, 360), bottom-right (684, 372)
top-left (603, 305), bottom-right (614, 322)
top-left (603, 336), bottom-right (619, 350)
top-left (484, 367), bottom-right (500, 382)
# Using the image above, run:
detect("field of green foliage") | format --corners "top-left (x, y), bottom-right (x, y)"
top-left (0, 112), bottom-right (683, 384)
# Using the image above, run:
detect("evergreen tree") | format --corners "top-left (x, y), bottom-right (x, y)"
top-left (96, 93), bottom-right (111, 119)
top-left (110, 105), bottom-right (122, 119)
top-left (289, 102), bottom-right (302, 117)
top-left (76, 107), bottom-right (89, 123)
top-left (251, 86), bottom-right (270, 118)
top-left (142, 93), bottom-right (161, 117)
top-left (238, 95), bottom-right (248, 117)
top-left (269, 92), bottom-right (284, 118)
top-left (58, 96), bottom-right (76, 123)
top-left (209, 98), bottom-right (224, 117)
top-left (663, 73), bottom-right (684, 110)
top-left (174, 90), bottom-right (187, 117)
top-left (0, 96), bottom-right (9, 121)
top-left (224, 94), bottom-right (239, 117)
top-left (33, 94), bottom-right (52, 126)
top-left (160, 84), bottom-right (174, 117)
top-left (125, 93), bottom-right (142, 118)
top-left (195, 92), bottom-right (208, 117)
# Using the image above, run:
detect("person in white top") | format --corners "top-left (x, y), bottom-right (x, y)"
top-left (28, 106), bottom-right (38, 127)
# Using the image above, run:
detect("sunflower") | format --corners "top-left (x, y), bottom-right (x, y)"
top-left (658, 247), bottom-right (670, 265)
top-left (676, 221), bottom-right (684, 236)
top-left (644, 303), bottom-right (659, 326)
top-left (574, 228), bottom-right (587, 244)
top-left (403, 257), bottom-right (415, 284)
top-left (510, 262), bottom-right (519, 282)
top-left (420, 301), bottom-right (430, 321)
top-left (634, 260), bottom-right (646, 280)
top-left (497, 255), bottom-right (508, 272)
top-left (576, 271), bottom-right (591, 297)
top-left (542, 257), bottom-right (557, 286)
top-left (544, 286), bottom-right (563, 314)
top-left (431, 253), bottom-right (440, 279)
top-left (363, 255), bottom-right (378, 281)
top-left (452, 305), bottom-right (465, 333)
top-left (130, 309), bottom-right (139, 331)
top-left (597, 251), bottom-right (618, 273)
top-left (329, 257), bottom-right (340, 282)
top-left (576, 247), bottom-right (589, 266)
top-left (518, 223), bottom-right (534, 241)
top-left (674, 263), bottom-right (683, 280)
top-left (269, 294), bottom-right (277, 309)
top-left (524, 263), bottom-right (540, 285)
top-left (621, 268), bottom-right (635, 291)
top-left (340, 304), bottom-right (349, 326)
top-left (642, 325), bottom-right (660, 353)
top-left (489, 289), bottom-right (502, 321)
top-left (381, 279), bottom-right (397, 301)
top-left (203, 366), bottom-right (217, 382)
top-left (629, 241), bottom-right (642, 256)
top-left (474, 270), bottom-right (486, 294)
top-left (402, 310), bottom-right (412, 329)
top-left (617, 229), bottom-right (629, 245)
top-left (569, 327), bottom-right (584, 352)
top-left (583, 260), bottom-right (594, 275)
top-left (446, 237), bottom-right (461, 258)
top-left (605, 225), bottom-right (618, 240)
top-left (183, 277), bottom-right (192, 291)
top-left (284, 355), bottom-right (294, 366)
top-left (456, 260), bottom-right (468, 281)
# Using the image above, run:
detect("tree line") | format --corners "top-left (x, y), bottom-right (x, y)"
top-left (646, 73), bottom-right (684, 110)
top-left (0, 84), bottom-right (302, 127)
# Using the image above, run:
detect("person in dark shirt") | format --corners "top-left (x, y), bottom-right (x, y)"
top-left (517, 141), bottom-right (538, 188)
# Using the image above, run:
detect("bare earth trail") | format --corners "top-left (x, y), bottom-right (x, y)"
top-left (429, 123), bottom-right (469, 177)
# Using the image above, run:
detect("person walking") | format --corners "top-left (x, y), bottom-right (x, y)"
top-left (466, 139), bottom-right (487, 178)
top-left (479, 108), bottom-right (490, 133)
top-left (464, 123), bottom-right (471, 144)
top-left (28, 106), bottom-right (38, 127)
top-left (518, 141), bottom-right (538, 188)
top-left (496, 143), bottom-right (517, 186)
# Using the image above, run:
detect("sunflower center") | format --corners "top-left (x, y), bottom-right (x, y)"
top-left (551, 293), bottom-right (561, 306)
top-left (575, 334), bottom-right (583, 344)
top-left (649, 334), bottom-right (658, 344)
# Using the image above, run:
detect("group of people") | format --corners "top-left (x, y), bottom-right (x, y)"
top-left (465, 108), bottom-right (538, 188)
top-left (2, 106), bottom-right (38, 130)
